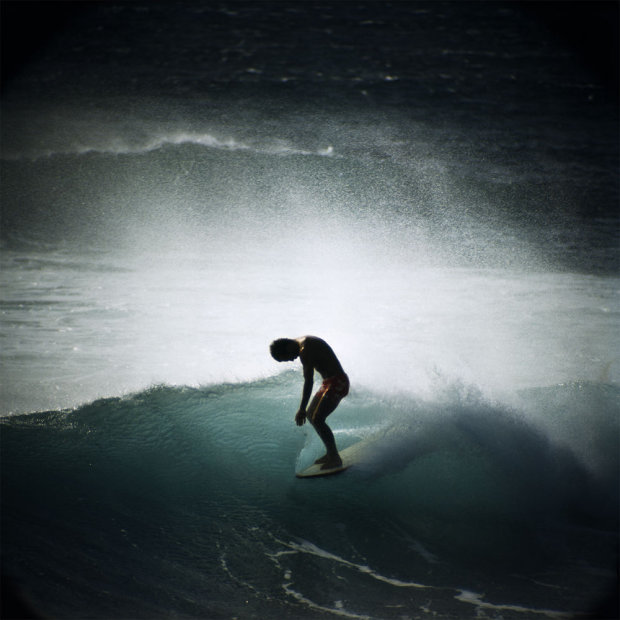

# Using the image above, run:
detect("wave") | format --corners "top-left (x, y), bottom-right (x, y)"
top-left (2, 376), bottom-right (618, 618)
top-left (3, 375), bottom-right (618, 522)
top-left (1, 126), bottom-right (336, 161)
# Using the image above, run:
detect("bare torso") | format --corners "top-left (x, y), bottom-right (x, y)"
top-left (295, 336), bottom-right (345, 379)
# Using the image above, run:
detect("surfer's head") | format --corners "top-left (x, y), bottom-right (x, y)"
top-left (270, 338), bottom-right (300, 362)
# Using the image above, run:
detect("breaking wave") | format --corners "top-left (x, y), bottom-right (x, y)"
top-left (2, 374), bottom-right (617, 618)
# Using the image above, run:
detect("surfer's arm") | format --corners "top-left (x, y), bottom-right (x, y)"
top-left (295, 364), bottom-right (314, 425)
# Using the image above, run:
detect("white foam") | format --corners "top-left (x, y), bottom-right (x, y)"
top-left (270, 537), bottom-right (574, 619)
top-left (276, 538), bottom-right (430, 589)
top-left (455, 590), bottom-right (573, 618)
top-left (281, 583), bottom-right (370, 619)
top-left (3, 128), bottom-right (336, 161)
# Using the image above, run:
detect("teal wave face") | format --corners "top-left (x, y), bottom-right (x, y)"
top-left (3, 376), bottom-right (618, 525)
top-left (2, 377), bottom-right (618, 618)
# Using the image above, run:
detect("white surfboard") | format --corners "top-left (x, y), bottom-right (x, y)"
top-left (296, 438), bottom-right (374, 478)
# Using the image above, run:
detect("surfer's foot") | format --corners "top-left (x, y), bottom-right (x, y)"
top-left (320, 456), bottom-right (343, 470)
top-left (314, 454), bottom-right (329, 464)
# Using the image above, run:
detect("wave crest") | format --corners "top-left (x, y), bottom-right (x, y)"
top-left (2, 126), bottom-right (336, 160)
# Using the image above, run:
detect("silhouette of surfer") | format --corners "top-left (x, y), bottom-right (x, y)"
top-left (270, 336), bottom-right (349, 470)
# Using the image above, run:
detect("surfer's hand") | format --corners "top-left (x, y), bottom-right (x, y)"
top-left (295, 409), bottom-right (306, 426)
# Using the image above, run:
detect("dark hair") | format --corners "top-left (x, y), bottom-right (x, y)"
top-left (270, 338), bottom-right (294, 360)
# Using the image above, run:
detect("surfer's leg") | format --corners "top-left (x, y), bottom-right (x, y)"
top-left (313, 421), bottom-right (342, 469)
top-left (310, 398), bottom-right (342, 469)
top-left (307, 391), bottom-right (330, 463)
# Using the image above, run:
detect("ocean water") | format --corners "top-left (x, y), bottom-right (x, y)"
top-left (1, 2), bottom-right (618, 619)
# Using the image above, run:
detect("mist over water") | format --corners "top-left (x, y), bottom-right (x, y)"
top-left (2, 108), bottom-right (617, 414)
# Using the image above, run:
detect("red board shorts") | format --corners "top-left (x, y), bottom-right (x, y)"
top-left (316, 373), bottom-right (350, 407)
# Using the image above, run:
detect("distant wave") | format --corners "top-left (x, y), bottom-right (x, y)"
top-left (1, 131), bottom-right (336, 161)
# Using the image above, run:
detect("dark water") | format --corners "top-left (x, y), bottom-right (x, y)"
top-left (1, 2), bottom-right (618, 618)
top-left (2, 3), bottom-right (618, 272)
top-left (2, 376), bottom-right (619, 618)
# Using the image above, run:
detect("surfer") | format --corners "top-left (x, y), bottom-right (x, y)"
top-left (270, 336), bottom-right (349, 470)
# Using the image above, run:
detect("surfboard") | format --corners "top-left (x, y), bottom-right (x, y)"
top-left (295, 438), bottom-right (372, 478)
top-left (296, 461), bottom-right (350, 478)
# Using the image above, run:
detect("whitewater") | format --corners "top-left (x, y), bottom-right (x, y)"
top-left (1, 2), bottom-right (618, 619)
